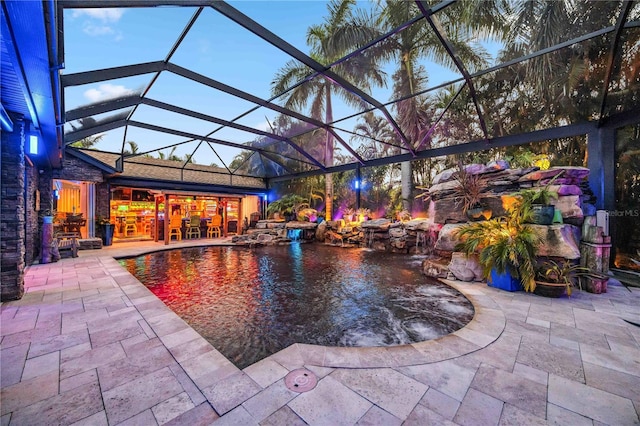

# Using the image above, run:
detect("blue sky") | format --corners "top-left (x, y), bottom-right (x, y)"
top-left (62, 2), bottom-right (497, 168)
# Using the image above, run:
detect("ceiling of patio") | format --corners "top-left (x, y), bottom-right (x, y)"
top-left (60, 0), bottom-right (640, 182)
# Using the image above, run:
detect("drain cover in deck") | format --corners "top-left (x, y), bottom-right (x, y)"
top-left (284, 369), bottom-right (318, 393)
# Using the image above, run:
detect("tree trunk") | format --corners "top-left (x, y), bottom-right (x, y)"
top-left (401, 160), bottom-right (412, 212)
top-left (325, 85), bottom-right (334, 221)
top-left (325, 173), bottom-right (333, 221)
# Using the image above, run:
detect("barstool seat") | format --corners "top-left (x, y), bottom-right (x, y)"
top-left (186, 216), bottom-right (201, 239)
top-left (207, 215), bottom-right (221, 238)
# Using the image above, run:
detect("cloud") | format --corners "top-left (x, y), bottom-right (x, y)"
top-left (71, 8), bottom-right (124, 23)
top-left (84, 84), bottom-right (134, 103)
top-left (72, 8), bottom-right (124, 38)
top-left (82, 23), bottom-right (115, 37)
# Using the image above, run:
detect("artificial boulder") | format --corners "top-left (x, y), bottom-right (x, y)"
top-left (434, 224), bottom-right (464, 252)
top-left (448, 252), bottom-right (483, 282)
top-left (550, 195), bottom-right (584, 223)
top-left (531, 224), bottom-right (581, 259)
top-left (315, 221), bottom-right (327, 242)
top-left (361, 218), bottom-right (391, 231)
top-left (422, 258), bottom-right (449, 278)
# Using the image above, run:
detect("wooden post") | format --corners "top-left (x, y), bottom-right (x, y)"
top-left (164, 194), bottom-right (170, 245)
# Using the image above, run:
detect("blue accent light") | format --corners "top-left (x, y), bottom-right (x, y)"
top-left (354, 179), bottom-right (360, 190)
top-left (263, 194), bottom-right (268, 201)
top-left (29, 135), bottom-right (38, 155)
top-left (53, 189), bottom-right (59, 199)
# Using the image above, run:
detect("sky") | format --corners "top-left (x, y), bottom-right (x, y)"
top-left (62, 1), bottom-right (499, 169)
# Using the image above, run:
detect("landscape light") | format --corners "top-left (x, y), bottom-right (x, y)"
top-left (29, 135), bottom-right (38, 155)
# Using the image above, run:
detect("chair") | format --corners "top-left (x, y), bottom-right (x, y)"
top-left (228, 219), bottom-right (238, 235)
top-left (187, 215), bottom-right (201, 239)
top-left (207, 215), bottom-right (222, 238)
top-left (55, 232), bottom-right (78, 258)
top-left (168, 215), bottom-right (182, 241)
top-left (142, 217), bottom-right (152, 235)
top-left (124, 215), bottom-right (137, 237)
top-left (65, 217), bottom-right (86, 238)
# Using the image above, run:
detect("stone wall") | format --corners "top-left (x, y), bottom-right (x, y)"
top-left (96, 182), bottom-right (110, 219)
top-left (54, 155), bottom-right (105, 183)
top-left (1, 115), bottom-right (26, 300)
top-left (25, 163), bottom-right (39, 265)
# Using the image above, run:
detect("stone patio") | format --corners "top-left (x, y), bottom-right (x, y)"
top-left (1, 240), bottom-right (639, 425)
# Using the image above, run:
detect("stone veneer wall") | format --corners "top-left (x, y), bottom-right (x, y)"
top-left (25, 163), bottom-right (39, 265)
top-left (96, 182), bottom-right (110, 219)
top-left (54, 155), bottom-right (105, 183)
top-left (1, 114), bottom-right (26, 301)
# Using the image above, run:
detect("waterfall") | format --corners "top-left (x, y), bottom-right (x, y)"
top-left (287, 229), bottom-right (302, 241)
top-left (416, 231), bottom-right (426, 253)
top-left (366, 229), bottom-right (375, 249)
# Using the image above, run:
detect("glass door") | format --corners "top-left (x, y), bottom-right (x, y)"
top-left (613, 124), bottom-right (640, 271)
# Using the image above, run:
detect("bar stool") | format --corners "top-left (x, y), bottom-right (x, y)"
top-left (168, 215), bottom-right (182, 241)
top-left (207, 215), bottom-right (221, 238)
top-left (142, 217), bottom-right (152, 235)
top-left (124, 216), bottom-right (137, 237)
top-left (186, 215), bottom-right (201, 239)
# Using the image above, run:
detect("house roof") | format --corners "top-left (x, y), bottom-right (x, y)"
top-left (71, 148), bottom-right (266, 190)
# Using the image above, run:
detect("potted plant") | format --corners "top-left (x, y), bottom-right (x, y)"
top-left (453, 165), bottom-right (491, 221)
top-left (96, 216), bottom-right (115, 246)
top-left (517, 173), bottom-right (562, 225)
top-left (454, 197), bottom-right (540, 292)
top-left (534, 259), bottom-right (590, 297)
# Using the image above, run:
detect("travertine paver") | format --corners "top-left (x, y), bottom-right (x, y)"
top-left (241, 379), bottom-right (298, 422)
top-left (330, 368), bottom-right (428, 420)
top-left (288, 375), bottom-right (373, 425)
top-left (470, 364), bottom-right (547, 418)
top-left (548, 374), bottom-right (639, 425)
top-left (453, 388), bottom-right (503, 426)
top-left (0, 241), bottom-right (639, 425)
top-left (419, 388), bottom-right (461, 420)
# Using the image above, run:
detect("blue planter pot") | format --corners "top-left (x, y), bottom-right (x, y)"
top-left (100, 223), bottom-right (114, 246)
top-left (489, 269), bottom-right (522, 292)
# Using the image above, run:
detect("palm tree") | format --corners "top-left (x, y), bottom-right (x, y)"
top-left (123, 140), bottom-right (139, 155)
top-left (373, 0), bottom-right (502, 211)
top-left (271, 0), bottom-right (383, 220)
top-left (69, 134), bottom-right (103, 149)
top-left (69, 118), bottom-right (104, 148)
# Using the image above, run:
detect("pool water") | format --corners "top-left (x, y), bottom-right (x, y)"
top-left (120, 244), bottom-right (474, 369)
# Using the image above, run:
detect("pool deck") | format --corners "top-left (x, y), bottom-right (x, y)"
top-left (1, 240), bottom-right (639, 425)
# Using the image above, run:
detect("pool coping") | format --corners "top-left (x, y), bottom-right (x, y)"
top-left (105, 241), bottom-right (505, 370)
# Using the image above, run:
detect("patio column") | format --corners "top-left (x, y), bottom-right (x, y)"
top-left (1, 113), bottom-right (26, 300)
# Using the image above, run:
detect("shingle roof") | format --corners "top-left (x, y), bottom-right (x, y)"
top-left (74, 148), bottom-right (265, 189)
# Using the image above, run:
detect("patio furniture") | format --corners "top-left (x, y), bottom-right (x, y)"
top-left (207, 215), bottom-right (222, 238)
top-left (65, 215), bottom-right (86, 238)
top-left (124, 215), bottom-right (137, 237)
top-left (187, 215), bottom-right (201, 239)
top-left (142, 217), bottom-right (152, 235)
top-left (228, 219), bottom-right (238, 235)
top-left (55, 232), bottom-right (78, 258)
top-left (168, 215), bottom-right (182, 241)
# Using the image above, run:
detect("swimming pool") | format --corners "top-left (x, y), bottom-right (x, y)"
top-left (120, 244), bottom-right (474, 369)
